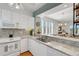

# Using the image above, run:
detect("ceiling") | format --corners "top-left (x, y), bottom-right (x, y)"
top-left (38, 3), bottom-right (73, 22)
top-left (0, 3), bottom-right (45, 16)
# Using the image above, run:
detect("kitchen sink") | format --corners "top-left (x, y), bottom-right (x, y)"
top-left (36, 37), bottom-right (52, 43)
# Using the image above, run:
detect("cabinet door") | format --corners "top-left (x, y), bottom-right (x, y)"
top-left (21, 39), bottom-right (27, 53)
top-left (38, 43), bottom-right (47, 56)
top-left (0, 44), bottom-right (6, 56)
top-left (13, 41), bottom-right (20, 52)
top-left (47, 47), bottom-right (67, 56)
top-left (2, 9), bottom-right (12, 25)
top-left (29, 39), bottom-right (36, 55)
top-left (12, 12), bottom-right (19, 26)
top-left (29, 39), bottom-right (47, 56)
top-left (0, 44), bottom-right (9, 56)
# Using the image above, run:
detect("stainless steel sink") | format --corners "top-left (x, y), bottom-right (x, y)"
top-left (36, 37), bottom-right (52, 43)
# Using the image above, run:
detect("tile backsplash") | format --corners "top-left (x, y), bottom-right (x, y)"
top-left (0, 29), bottom-right (28, 38)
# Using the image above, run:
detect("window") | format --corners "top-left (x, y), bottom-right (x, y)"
top-left (41, 19), bottom-right (53, 35)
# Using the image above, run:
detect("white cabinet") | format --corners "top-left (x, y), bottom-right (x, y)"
top-left (12, 12), bottom-right (27, 29)
top-left (7, 51), bottom-right (20, 56)
top-left (0, 44), bottom-right (5, 55)
top-left (38, 43), bottom-right (47, 56)
top-left (0, 8), bottom-right (34, 29)
top-left (2, 9), bottom-right (11, 21)
top-left (12, 12), bottom-right (20, 27)
top-left (28, 38), bottom-right (37, 55)
top-left (29, 39), bottom-right (47, 56)
top-left (47, 46), bottom-right (67, 56)
top-left (0, 41), bottom-right (20, 56)
top-left (21, 38), bottom-right (28, 53)
top-left (28, 38), bottom-right (68, 56)
top-left (1, 9), bottom-right (15, 27)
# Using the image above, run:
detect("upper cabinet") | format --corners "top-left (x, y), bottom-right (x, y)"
top-left (73, 3), bottom-right (79, 36)
top-left (0, 8), bottom-right (34, 30)
top-left (1, 9), bottom-right (15, 28)
top-left (0, 9), bottom-right (27, 29)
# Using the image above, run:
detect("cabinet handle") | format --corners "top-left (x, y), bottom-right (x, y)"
top-left (15, 44), bottom-right (18, 49)
top-left (4, 45), bottom-right (8, 52)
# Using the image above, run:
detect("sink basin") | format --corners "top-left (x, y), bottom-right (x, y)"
top-left (36, 37), bottom-right (52, 43)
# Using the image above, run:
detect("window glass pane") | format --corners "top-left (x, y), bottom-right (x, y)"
top-left (50, 22), bottom-right (53, 34)
top-left (47, 21), bottom-right (49, 34)
top-left (41, 19), bottom-right (53, 35)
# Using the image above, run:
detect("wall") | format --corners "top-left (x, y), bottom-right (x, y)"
top-left (0, 8), bottom-right (34, 38)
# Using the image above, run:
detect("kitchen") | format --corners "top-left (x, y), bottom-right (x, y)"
top-left (0, 3), bottom-right (79, 56)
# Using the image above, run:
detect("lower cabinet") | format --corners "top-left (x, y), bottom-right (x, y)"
top-left (7, 51), bottom-right (20, 56)
top-left (29, 39), bottom-right (39, 56)
top-left (29, 39), bottom-right (47, 56)
top-left (0, 41), bottom-right (20, 56)
top-left (29, 39), bottom-right (68, 56)
top-left (21, 38), bottom-right (28, 53)
top-left (38, 43), bottom-right (47, 56)
top-left (47, 47), bottom-right (67, 56)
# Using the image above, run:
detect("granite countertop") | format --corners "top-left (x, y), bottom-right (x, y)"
top-left (28, 36), bottom-right (79, 56)
top-left (45, 41), bottom-right (79, 56)
top-left (0, 37), bottom-right (21, 44)
top-left (41, 34), bottom-right (79, 42)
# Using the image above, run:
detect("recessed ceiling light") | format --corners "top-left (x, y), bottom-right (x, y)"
top-left (64, 5), bottom-right (68, 7)
top-left (64, 23), bottom-right (67, 26)
top-left (16, 4), bottom-right (20, 9)
top-left (9, 3), bottom-right (14, 6)
top-left (16, 5), bottom-right (20, 9)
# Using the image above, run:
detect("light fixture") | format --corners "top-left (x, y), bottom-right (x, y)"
top-left (15, 4), bottom-right (20, 9)
top-left (9, 3), bottom-right (23, 9)
top-left (64, 23), bottom-right (66, 25)
top-left (9, 3), bottom-right (14, 6)
top-left (58, 23), bottom-right (63, 26)
top-left (64, 4), bottom-right (68, 7)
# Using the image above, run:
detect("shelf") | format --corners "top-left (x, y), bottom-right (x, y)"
top-left (73, 3), bottom-right (79, 36)
top-left (74, 19), bottom-right (79, 23)
top-left (76, 14), bottom-right (79, 17)
top-left (74, 3), bottom-right (79, 10)
top-left (74, 21), bottom-right (79, 23)
top-left (0, 27), bottom-right (25, 30)
top-left (74, 7), bottom-right (79, 10)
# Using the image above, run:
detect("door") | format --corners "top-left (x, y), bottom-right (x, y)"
top-left (0, 44), bottom-right (8, 56)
